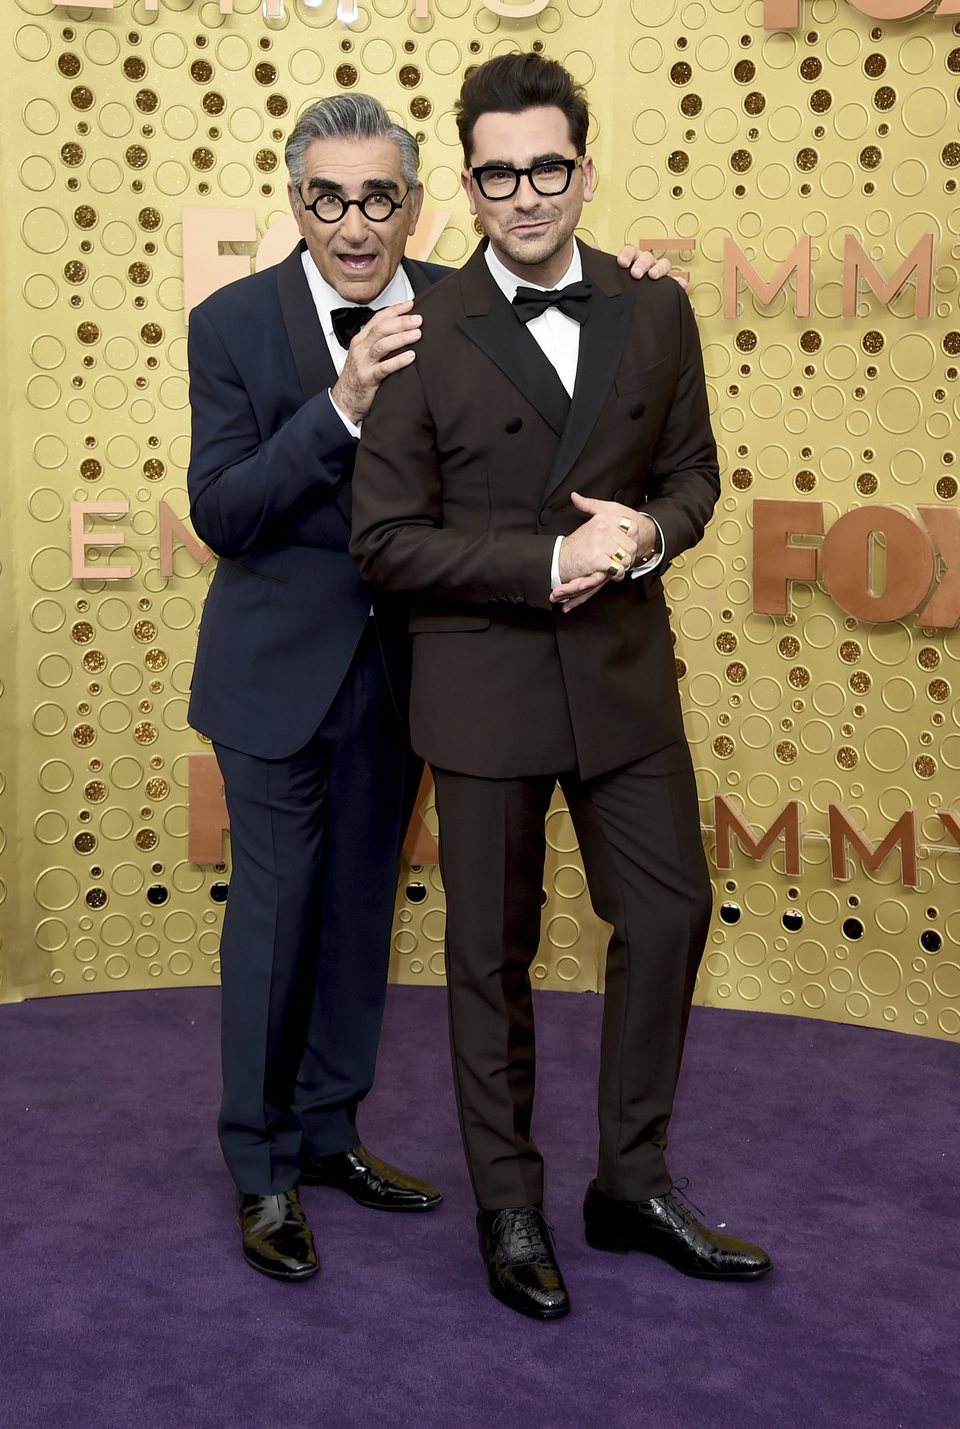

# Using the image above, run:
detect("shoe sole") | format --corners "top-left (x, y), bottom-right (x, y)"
top-left (488, 1280), bottom-right (571, 1321)
top-left (240, 1252), bottom-right (319, 1281)
top-left (584, 1229), bottom-right (772, 1280)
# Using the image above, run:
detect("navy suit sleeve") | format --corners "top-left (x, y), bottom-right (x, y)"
top-left (186, 305), bottom-right (358, 557)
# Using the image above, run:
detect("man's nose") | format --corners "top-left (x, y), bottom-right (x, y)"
top-left (340, 202), bottom-right (369, 242)
top-left (513, 174), bottom-right (541, 206)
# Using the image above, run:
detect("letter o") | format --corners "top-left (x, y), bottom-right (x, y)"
top-left (820, 505), bottom-right (935, 622)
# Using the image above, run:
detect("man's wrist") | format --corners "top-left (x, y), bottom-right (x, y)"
top-left (329, 386), bottom-right (362, 439)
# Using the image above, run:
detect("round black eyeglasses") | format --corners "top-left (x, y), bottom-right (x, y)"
top-left (470, 157), bottom-right (583, 201)
top-left (300, 188), bottom-right (410, 224)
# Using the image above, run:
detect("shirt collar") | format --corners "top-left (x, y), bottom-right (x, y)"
top-left (300, 247), bottom-right (413, 339)
top-left (483, 241), bottom-right (582, 300)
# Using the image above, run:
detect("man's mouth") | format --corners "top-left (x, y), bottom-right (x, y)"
top-left (336, 254), bottom-right (378, 272)
top-left (510, 219), bottom-right (551, 235)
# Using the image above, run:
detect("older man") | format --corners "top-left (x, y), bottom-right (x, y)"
top-left (187, 92), bottom-right (677, 1281)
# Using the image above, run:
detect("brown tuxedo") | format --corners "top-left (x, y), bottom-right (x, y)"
top-left (351, 241), bottom-right (720, 1209)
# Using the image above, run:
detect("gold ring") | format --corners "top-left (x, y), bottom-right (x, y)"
top-left (611, 547), bottom-right (625, 564)
top-left (617, 518), bottom-right (632, 534)
top-left (606, 563), bottom-right (620, 577)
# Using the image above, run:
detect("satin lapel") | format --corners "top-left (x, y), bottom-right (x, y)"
top-left (455, 246), bottom-right (570, 437)
top-left (402, 257), bottom-right (436, 297)
top-left (541, 251), bottom-right (632, 503)
top-left (276, 240), bottom-right (337, 401)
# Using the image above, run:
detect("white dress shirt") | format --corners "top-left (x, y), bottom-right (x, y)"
top-left (301, 247), bottom-right (413, 439)
top-left (483, 243), bottom-right (663, 589)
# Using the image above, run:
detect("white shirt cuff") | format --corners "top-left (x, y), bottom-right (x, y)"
top-left (551, 535), bottom-right (564, 590)
top-left (630, 517), bottom-right (665, 578)
top-left (329, 389), bottom-right (361, 441)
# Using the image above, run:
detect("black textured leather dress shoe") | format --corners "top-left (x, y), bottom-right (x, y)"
top-left (583, 1181), bottom-right (771, 1280)
top-left (478, 1205), bottom-right (571, 1320)
top-left (237, 1189), bottom-right (319, 1281)
top-left (299, 1145), bottom-right (442, 1211)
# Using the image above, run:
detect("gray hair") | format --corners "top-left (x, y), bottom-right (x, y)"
top-left (285, 94), bottom-right (420, 211)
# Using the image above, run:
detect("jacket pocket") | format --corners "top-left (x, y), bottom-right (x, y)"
top-left (614, 356), bottom-right (671, 396)
top-left (222, 556), bottom-right (288, 585)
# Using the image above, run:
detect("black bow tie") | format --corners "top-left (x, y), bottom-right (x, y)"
top-left (512, 280), bottom-right (593, 326)
top-left (331, 305), bottom-right (375, 349)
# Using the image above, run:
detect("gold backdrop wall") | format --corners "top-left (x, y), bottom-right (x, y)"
top-left (2, 0), bottom-right (958, 1040)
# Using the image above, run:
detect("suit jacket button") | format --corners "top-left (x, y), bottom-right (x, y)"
top-left (539, 508), bottom-right (553, 526)
top-left (613, 489), bottom-right (626, 503)
top-left (506, 417), bottom-right (523, 434)
top-left (630, 401), bottom-right (645, 419)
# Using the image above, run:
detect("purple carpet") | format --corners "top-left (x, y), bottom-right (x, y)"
top-left (1, 985), bottom-right (956, 1429)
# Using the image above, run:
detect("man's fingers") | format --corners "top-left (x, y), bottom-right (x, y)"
top-left (551, 571), bottom-right (606, 601)
top-left (358, 312), bottom-right (422, 345)
top-left (368, 327), bottom-right (421, 363)
top-left (570, 490), bottom-right (601, 512)
top-left (377, 348), bottom-right (418, 376)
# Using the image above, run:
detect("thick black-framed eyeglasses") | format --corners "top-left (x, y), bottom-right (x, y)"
top-left (299, 188), bottom-right (410, 224)
top-left (470, 156), bottom-right (583, 201)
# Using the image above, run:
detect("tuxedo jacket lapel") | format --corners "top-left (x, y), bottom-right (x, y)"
top-left (276, 240), bottom-right (337, 401)
top-left (456, 246), bottom-right (571, 437)
top-left (541, 243), bottom-right (632, 503)
top-left (403, 256), bottom-right (436, 298)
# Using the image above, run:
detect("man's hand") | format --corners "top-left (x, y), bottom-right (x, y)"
top-left (616, 245), bottom-right (689, 292)
top-left (552, 493), bottom-right (659, 610)
top-left (556, 491), bottom-right (646, 583)
top-left (331, 301), bottom-right (422, 426)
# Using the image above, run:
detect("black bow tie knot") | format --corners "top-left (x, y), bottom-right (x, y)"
top-left (331, 305), bottom-right (376, 350)
top-left (512, 279), bottom-right (593, 326)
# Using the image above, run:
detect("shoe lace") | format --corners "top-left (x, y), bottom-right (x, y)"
top-left (491, 1207), bottom-right (555, 1265)
top-left (668, 1176), bottom-right (705, 1220)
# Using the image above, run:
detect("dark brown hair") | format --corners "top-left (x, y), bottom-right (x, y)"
top-left (455, 53), bottom-right (590, 164)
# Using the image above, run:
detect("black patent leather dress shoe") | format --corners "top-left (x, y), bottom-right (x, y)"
top-left (299, 1144), bottom-right (442, 1211)
top-left (237, 1189), bottom-right (319, 1281)
top-left (583, 1181), bottom-right (771, 1281)
top-left (478, 1205), bottom-right (571, 1321)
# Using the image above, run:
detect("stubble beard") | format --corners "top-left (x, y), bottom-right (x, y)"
top-left (493, 207), bottom-right (579, 275)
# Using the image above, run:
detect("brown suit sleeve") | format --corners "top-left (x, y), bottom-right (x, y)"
top-left (350, 357), bottom-right (555, 611)
top-left (639, 284), bottom-right (721, 564)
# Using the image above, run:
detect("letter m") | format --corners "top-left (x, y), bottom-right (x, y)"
top-left (842, 233), bottom-right (934, 319)
top-left (829, 805), bottom-right (919, 888)
top-left (723, 236), bottom-right (812, 318)
top-left (714, 796), bottom-right (803, 876)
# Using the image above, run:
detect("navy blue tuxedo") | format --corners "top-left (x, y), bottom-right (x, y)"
top-left (186, 242), bottom-right (447, 1192)
top-left (188, 243), bottom-right (446, 759)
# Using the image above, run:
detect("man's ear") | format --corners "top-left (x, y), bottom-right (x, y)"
top-left (287, 183), bottom-right (306, 237)
top-left (581, 155), bottom-right (595, 206)
top-left (460, 168), bottom-right (479, 218)
top-left (407, 181), bottom-right (426, 234)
